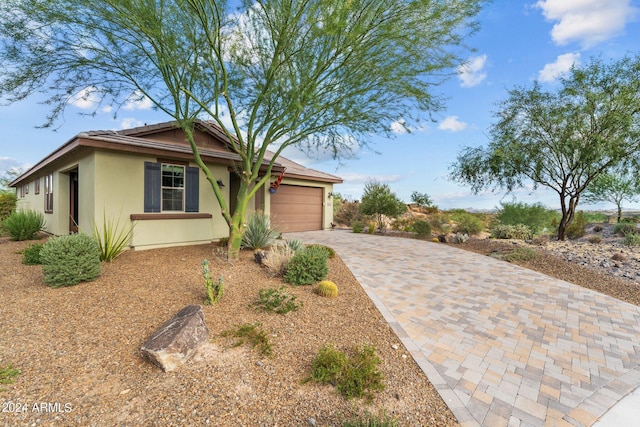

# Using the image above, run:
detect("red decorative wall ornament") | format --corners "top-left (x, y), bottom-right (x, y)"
top-left (269, 168), bottom-right (286, 194)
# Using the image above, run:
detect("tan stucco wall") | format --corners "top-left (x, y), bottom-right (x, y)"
top-left (263, 177), bottom-right (335, 229)
top-left (92, 150), bottom-right (231, 250)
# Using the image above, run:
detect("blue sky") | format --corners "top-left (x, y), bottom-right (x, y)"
top-left (1, 0), bottom-right (639, 212)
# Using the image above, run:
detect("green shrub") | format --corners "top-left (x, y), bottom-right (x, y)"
top-left (0, 363), bottom-right (20, 391)
top-left (501, 247), bottom-right (538, 263)
top-left (490, 224), bottom-right (533, 240)
top-left (367, 222), bottom-right (376, 234)
top-left (308, 344), bottom-right (384, 402)
top-left (221, 323), bottom-right (272, 357)
top-left (494, 202), bottom-right (559, 235)
top-left (0, 192), bottom-right (17, 223)
top-left (241, 211), bottom-right (279, 249)
top-left (352, 221), bottom-right (364, 233)
top-left (587, 235), bottom-right (602, 244)
top-left (4, 210), bottom-right (45, 241)
top-left (623, 233), bottom-right (640, 246)
top-left (335, 200), bottom-right (365, 227)
top-left (93, 212), bottom-right (134, 262)
top-left (307, 244), bottom-right (336, 259)
top-left (342, 413), bottom-right (398, 427)
top-left (451, 211), bottom-right (484, 235)
top-left (40, 234), bottom-right (101, 288)
top-left (202, 259), bottom-right (224, 305)
top-left (253, 286), bottom-right (302, 314)
top-left (285, 245), bottom-right (329, 285)
top-left (613, 223), bottom-right (638, 236)
top-left (566, 211), bottom-right (587, 239)
top-left (22, 243), bottom-right (44, 265)
top-left (412, 220), bottom-right (432, 238)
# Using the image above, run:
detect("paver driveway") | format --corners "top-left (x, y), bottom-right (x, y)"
top-left (285, 230), bottom-right (640, 427)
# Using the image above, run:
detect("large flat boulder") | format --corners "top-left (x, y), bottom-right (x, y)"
top-left (141, 305), bottom-right (209, 372)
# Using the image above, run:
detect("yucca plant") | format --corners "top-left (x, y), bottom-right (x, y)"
top-left (241, 211), bottom-right (280, 250)
top-left (93, 211), bottom-right (135, 262)
top-left (4, 209), bottom-right (45, 241)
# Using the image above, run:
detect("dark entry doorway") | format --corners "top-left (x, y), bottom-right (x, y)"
top-left (69, 169), bottom-right (79, 233)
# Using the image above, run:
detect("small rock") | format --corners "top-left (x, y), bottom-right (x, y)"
top-left (392, 344), bottom-right (399, 350)
top-left (308, 417), bottom-right (316, 426)
top-left (119, 389), bottom-right (131, 395)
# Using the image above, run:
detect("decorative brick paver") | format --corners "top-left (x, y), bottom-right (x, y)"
top-left (286, 230), bottom-right (640, 427)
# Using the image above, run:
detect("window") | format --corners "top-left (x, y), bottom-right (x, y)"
top-left (25, 183), bottom-right (29, 195)
top-left (19, 185), bottom-right (25, 198)
top-left (34, 178), bottom-right (40, 195)
top-left (144, 162), bottom-right (199, 213)
top-left (161, 164), bottom-right (185, 211)
top-left (44, 174), bottom-right (53, 213)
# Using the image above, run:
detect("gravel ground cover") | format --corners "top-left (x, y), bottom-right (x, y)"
top-left (2, 230), bottom-right (639, 427)
top-left (0, 236), bottom-right (455, 427)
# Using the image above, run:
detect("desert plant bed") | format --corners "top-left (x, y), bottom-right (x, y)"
top-left (0, 237), bottom-right (455, 427)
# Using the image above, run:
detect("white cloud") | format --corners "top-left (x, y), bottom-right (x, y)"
top-left (339, 172), bottom-right (403, 184)
top-left (438, 116), bottom-right (468, 132)
top-left (122, 91), bottom-right (153, 111)
top-left (538, 52), bottom-right (581, 83)
top-left (390, 119), bottom-right (409, 134)
top-left (536, 0), bottom-right (639, 47)
top-left (119, 118), bottom-right (145, 129)
top-left (68, 86), bottom-right (100, 109)
top-left (457, 54), bottom-right (488, 88)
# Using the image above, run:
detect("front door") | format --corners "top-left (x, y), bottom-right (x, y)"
top-left (69, 170), bottom-right (79, 233)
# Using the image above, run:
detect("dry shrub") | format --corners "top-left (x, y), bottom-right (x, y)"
top-left (262, 244), bottom-right (295, 276)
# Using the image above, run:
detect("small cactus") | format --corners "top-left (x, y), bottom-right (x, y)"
top-left (316, 280), bottom-right (338, 298)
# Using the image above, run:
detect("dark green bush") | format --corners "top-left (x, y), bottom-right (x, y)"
top-left (308, 344), bottom-right (384, 402)
top-left (352, 221), bottom-right (364, 233)
top-left (307, 244), bottom-right (336, 259)
top-left (494, 202), bottom-right (559, 235)
top-left (566, 211), bottom-right (587, 239)
top-left (412, 220), bottom-right (432, 238)
top-left (623, 233), bottom-right (640, 246)
top-left (284, 245), bottom-right (329, 285)
top-left (22, 243), bottom-right (44, 265)
top-left (253, 286), bottom-right (302, 314)
top-left (0, 192), bottom-right (17, 223)
top-left (613, 222), bottom-right (638, 236)
top-left (4, 210), bottom-right (45, 241)
top-left (40, 234), bottom-right (101, 288)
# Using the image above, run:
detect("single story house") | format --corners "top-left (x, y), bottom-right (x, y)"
top-left (10, 120), bottom-right (342, 249)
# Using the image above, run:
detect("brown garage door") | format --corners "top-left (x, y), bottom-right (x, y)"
top-left (270, 185), bottom-right (323, 232)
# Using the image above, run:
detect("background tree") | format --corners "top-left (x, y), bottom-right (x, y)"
top-left (450, 55), bottom-right (640, 240)
top-left (410, 191), bottom-right (434, 209)
top-left (582, 168), bottom-right (640, 223)
top-left (0, 0), bottom-right (484, 258)
top-left (0, 169), bottom-right (20, 228)
top-left (360, 180), bottom-right (406, 232)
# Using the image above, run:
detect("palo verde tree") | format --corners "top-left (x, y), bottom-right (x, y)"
top-left (450, 55), bottom-right (640, 240)
top-left (0, 0), bottom-right (485, 258)
top-left (582, 168), bottom-right (640, 223)
top-left (360, 180), bottom-right (406, 232)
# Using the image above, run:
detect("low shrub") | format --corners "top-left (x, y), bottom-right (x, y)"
top-left (0, 363), bottom-right (20, 391)
top-left (623, 233), bottom-right (640, 247)
top-left (502, 247), bottom-right (538, 263)
top-left (40, 234), bottom-right (101, 288)
top-left (367, 223), bottom-right (375, 234)
top-left (284, 245), bottom-right (329, 285)
top-left (307, 244), bottom-right (336, 259)
top-left (316, 280), bottom-right (338, 298)
top-left (342, 413), bottom-right (398, 427)
top-left (412, 220), bottom-right (431, 238)
top-left (453, 233), bottom-right (469, 244)
top-left (308, 344), bottom-right (384, 402)
top-left (4, 210), bottom-right (45, 241)
top-left (334, 201), bottom-right (365, 227)
top-left (241, 211), bottom-right (279, 249)
top-left (253, 286), bottom-right (302, 314)
top-left (22, 243), bottom-right (44, 265)
top-left (452, 211), bottom-right (484, 235)
top-left (566, 211), bottom-right (587, 239)
top-left (613, 223), bottom-right (638, 236)
top-left (262, 243), bottom-right (296, 276)
top-left (352, 221), bottom-right (364, 233)
top-left (587, 235), bottom-right (602, 244)
top-left (611, 252), bottom-right (627, 262)
top-left (490, 224), bottom-right (533, 240)
top-left (202, 259), bottom-right (224, 305)
top-left (592, 225), bottom-right (603, 233)
top-left (221, 323), bottom-right (272, 357)
top-left (285, 238), bottom-right (306, 253)
top-left (0, 192), bottom-right (17, 224)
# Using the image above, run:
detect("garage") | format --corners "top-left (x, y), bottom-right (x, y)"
top-left (270, 184), bottom-right (323, 232)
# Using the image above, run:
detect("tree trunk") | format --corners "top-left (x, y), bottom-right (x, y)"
top-left (557, 195), bottom-right (578, 241)
top-left (617, 203), bottom-right (622, 223)
top-left (227, 181), bottom-right (251, 260)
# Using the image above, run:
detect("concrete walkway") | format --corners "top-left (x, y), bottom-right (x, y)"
top-left (285, 230), bottom-right (640, 427)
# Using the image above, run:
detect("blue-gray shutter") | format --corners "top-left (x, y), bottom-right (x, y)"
top-left (144, 162), bottom-right (161, 212)
top-left (185, 166), bottom-right (199, 212)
